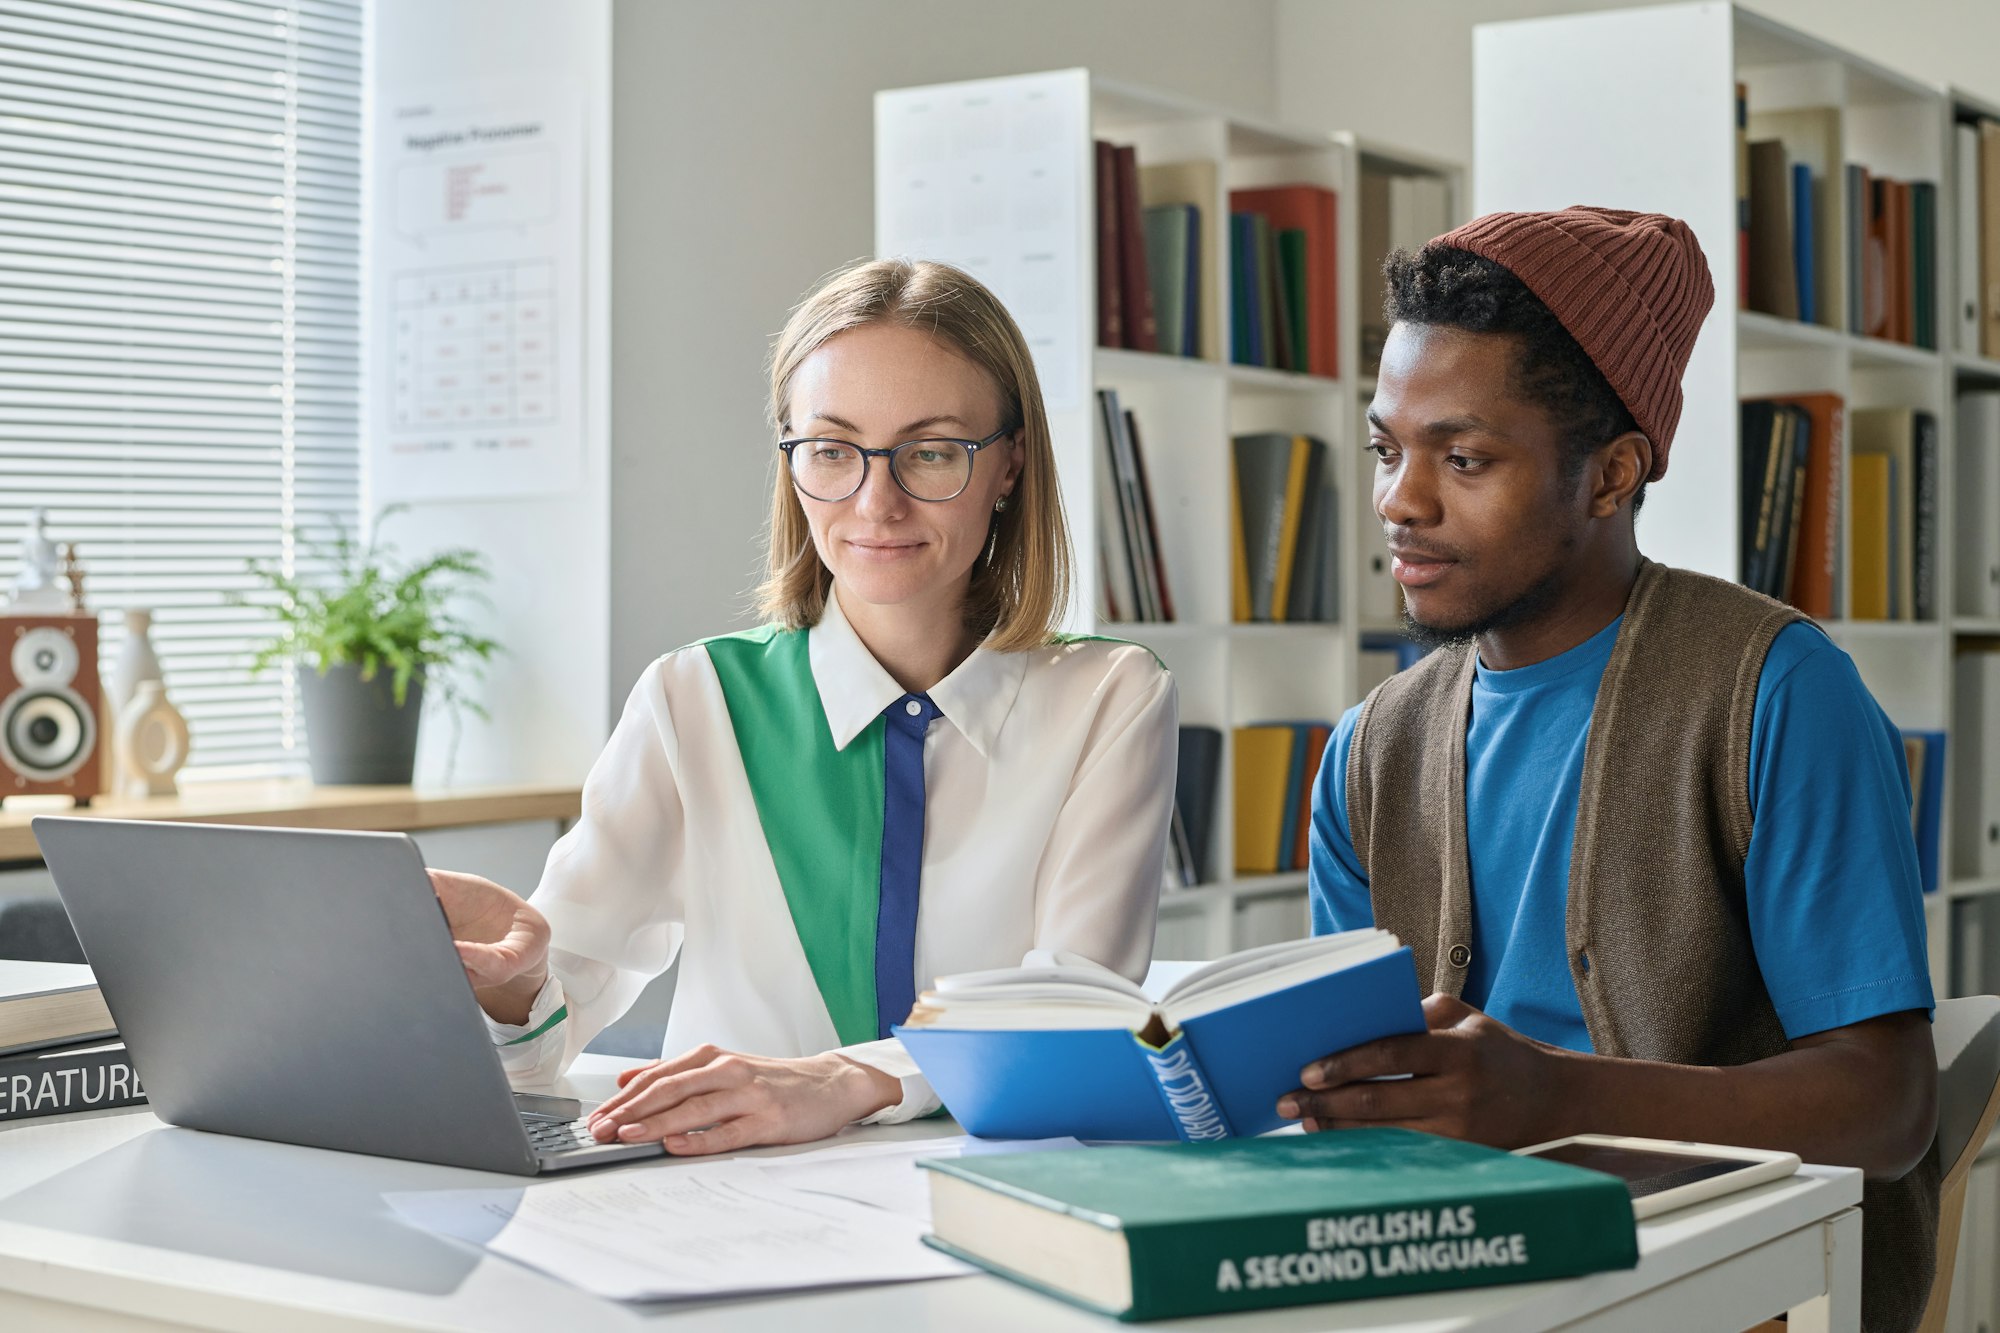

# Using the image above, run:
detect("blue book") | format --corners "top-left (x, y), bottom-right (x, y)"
top-left (1792, 163), bottom-right (1816, 325)
top-left (895, 931), bottom-right (1426, 1142)
top-left (1230, 212), bottom-right (1255, 365)
top-left (1181, 204), bottom-right (1201, 357)
top-left (1903, 729), bottom-right (1947, 894)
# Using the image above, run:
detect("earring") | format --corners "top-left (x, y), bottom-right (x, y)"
top-left (994, 496), bottom-right (1010, 513)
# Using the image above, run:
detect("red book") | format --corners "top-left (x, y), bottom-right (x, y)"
top-left (1227, 185), bottom-right (1338, 378)
top-left (1095, 141), bottom-right (1122, 349)
top-left (1112, 145), bottom-right (1157, 352)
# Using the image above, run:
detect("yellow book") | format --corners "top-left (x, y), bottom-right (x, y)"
top-left (1232, 726), bottom-right (1294, 875)
top-left (1849, 451), bottom-right (1891, 620)
top-left (1228, 455), bottom-right (1252, 623)
top-left (1268, 436), bottom-right (1312, 623)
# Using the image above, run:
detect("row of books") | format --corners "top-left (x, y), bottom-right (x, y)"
top-left (1957, 118), bottom-right (2000, 359)
top-left (1737, 394), bottom-right (1842, 616)
top-left (1092, 142), bottom-right (1348, 375)
top-left (1094, 388), bottom-right (1174, 623)
top-left (1850, 407), bottom-right (1940, 622)
top-left (1096, 143), bottom-right (1215, 359)
top-left (1736, 396), bottom-right (1939, 622)
top-left (1733, 88), bottom-right (1939, 347)
top-left (1228, 185), bottom-right (1338, 377)
top-left (1233, 721), bottom-right (1333, 876)
top-left (1231, 432), bottom-right (1337, 623)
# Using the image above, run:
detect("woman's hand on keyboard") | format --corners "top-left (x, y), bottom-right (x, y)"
top-left (583, 1046), bottom-right (903, 1154)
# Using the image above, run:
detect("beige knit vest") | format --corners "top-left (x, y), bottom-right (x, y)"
top-left (1346, 558), bottom-right (1937, 1333)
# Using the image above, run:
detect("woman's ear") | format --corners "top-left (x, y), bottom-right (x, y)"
top-left (1000, 430), bottom-right (1026, 498)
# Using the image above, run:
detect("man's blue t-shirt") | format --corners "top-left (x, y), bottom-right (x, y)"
top-left (1309, 617), bottom-right (1934, 1051)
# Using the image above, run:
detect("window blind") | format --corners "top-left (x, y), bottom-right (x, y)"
top-left (0, 0), bottom-right (363, 777)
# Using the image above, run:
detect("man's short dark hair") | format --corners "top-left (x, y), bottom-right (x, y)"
top-left (1383, 245), bottom-right (1646, 512)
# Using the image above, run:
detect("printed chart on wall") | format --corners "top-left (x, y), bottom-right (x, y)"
top-left (372, 81), bottom-right (586, 499)
top-left (876, 70), bottom-right (1088, 412)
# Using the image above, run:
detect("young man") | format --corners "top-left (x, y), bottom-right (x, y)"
top-left (1291, 207), bottom-right (1938, 1330)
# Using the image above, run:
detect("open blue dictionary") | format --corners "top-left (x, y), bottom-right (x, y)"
top-left (894, 930), bottom-right (1425, 1142)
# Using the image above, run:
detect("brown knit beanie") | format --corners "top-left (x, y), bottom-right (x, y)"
top-left (1430, 206), bottom-right (1714, 481)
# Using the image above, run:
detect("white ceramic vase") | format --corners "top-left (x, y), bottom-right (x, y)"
top-left (108, 608), bottom-right (163, 720)
top-left (117, 680), bottom-right (189, 798)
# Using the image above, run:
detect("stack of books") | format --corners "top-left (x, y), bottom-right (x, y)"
top-left (1233, 721), bottom-right (1333, 876)
top-left (1227, 184), bottom-right (1339, 377)
top-left (0, 960), bottom-right (145, 1123)
top-left (1095, 389), bottom-right (1174, 623)
top-left (1737, 394), bottom-right (1844, 617)
top-left (1230, 433), bottom-right (1336, 624)
top-left (1095, 143), bottom-right (1211, 360)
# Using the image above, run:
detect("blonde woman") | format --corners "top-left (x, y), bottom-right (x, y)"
top-left (431, 259), bottom-right (1177, 1155)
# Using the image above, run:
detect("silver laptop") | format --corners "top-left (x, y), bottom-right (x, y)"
top-left (31, 816), bottom-right (662, 1175)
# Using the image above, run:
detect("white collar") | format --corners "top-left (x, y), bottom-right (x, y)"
top-left (808, 585), bottom-right (1026, 758)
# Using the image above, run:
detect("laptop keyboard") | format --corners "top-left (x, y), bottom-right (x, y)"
top-left (523, 1116), bottom-right (600, 1156)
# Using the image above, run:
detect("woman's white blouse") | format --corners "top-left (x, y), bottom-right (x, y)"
top-left (484, 590), bottom-right (1177, 1122)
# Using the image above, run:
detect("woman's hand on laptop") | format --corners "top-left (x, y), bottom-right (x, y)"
top-left (427, 868), bottom-right (552, 1027)
top-left (583, 1046), bottom-right (904, 1154)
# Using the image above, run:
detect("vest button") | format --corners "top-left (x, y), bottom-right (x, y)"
top-left (1447, 944), bottom-right (1471, 968)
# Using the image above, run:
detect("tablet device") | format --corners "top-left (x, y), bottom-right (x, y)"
top-left (1513, 1134), bottom-right (1801, 1218)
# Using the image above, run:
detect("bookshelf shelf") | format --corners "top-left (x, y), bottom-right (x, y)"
top-left (1946, 878), bottom-right (2000, 902)
top-left (1954, 351), bottom-right (2000, 384)
top-left (1224, 362), bottom-right (1338, 394)
top-left (878, 69), bottom-right (1460, 959)
top-left (1850, 333), bottom-right (1944, 371)
top-left (1738, 309), bottom-right (1843, 352)
top-left (1092, 346), bottom-right (1220, 385)
top-left (1952, 619), bottom-right (2000, 638)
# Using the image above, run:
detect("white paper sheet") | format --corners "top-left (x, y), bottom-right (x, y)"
top-left (748, 1134), bottom-right (1083, 1222)
top-left (386, 1160), bottom-right (969, 1302)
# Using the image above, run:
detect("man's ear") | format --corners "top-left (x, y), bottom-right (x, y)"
top-left (1591, 431), bottom-right (1652, 517)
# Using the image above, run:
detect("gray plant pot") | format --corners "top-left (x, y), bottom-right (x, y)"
top-left (297, 662), bottom-right (424, 786)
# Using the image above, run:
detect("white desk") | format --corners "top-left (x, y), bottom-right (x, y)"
top-left (0, 1056), bottom-right (1863, 1332)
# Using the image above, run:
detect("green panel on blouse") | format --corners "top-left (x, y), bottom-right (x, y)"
top-left (703, 626), bottom-right (886, 1048)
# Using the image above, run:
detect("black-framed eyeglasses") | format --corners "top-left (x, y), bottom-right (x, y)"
top-left (777, 426), bottom-right (1011, 504)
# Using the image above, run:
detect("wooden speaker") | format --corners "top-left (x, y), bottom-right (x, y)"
top-left (0, 613), bottom-right (103, 806)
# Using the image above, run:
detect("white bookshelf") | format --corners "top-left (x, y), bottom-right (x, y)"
top-left (1475, 0), bottom-right (1959, 984)
top-left (1478, 9), bottom-right (2000, 1320)
top-left (876, 70), bottom-right (1461, 958)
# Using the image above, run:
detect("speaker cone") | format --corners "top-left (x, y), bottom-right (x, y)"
top-left (0, 687), bottom-right (95, 780)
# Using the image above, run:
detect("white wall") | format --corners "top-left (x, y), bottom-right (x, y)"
top-left (368, 0), bottom-right (613, 788)
top-left (606, 0), bottom-right (1283, 696)
top-left (1275, 0), bottom-right (2000, 177)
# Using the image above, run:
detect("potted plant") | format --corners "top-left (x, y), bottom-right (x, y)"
top-left (238, 508), bottom-right (500, 785)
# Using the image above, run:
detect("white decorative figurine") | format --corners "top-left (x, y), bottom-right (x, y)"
top-left (7, 508), bottom-right (68, 611)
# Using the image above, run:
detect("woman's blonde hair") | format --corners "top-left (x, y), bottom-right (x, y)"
top-left (757, 258), bottom-right (1071, 652)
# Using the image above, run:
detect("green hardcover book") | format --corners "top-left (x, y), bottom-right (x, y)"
top-left (1278, 227), bottom-right (1310, 373)
top-left (1141, 204), bottom-right (1191, 358)
top-left (1252, 213), bottom-right (1279, 369)
top-left (921, 1129), bottom-right (1638, 1322)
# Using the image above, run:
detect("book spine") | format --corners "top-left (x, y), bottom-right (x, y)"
top-left (1114, 145), bottom-right (1156, 353)
top-left (1915, 410), bottom-right (1938, 622)
top-left (1140, 1031), bottom-right (1233, 1142)
top-left (1123, 1184), bottom-right (1638, 1319)
top-left (1095, 141), bottom-right (1122, 349)
top-left (0, 1045), bottom-right (145, 1122)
